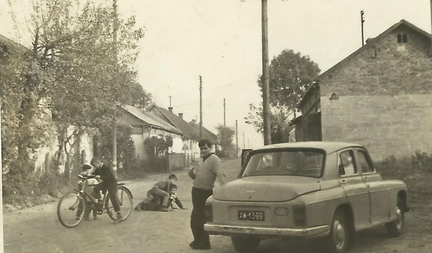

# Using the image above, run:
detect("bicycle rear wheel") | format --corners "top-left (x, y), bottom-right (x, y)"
top-left (57, 190), bottom-right (86, 228)
top-left (106, 186), bottom-right (133, 221)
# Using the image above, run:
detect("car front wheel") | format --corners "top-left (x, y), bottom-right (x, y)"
top-left (231, 236), bottom-right (260, 253)
top-left (328, 211), bottom-right (352, 253)
top-left (385, 196), bottom-right (405, 237)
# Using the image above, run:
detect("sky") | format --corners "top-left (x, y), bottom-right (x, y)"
top-left (1, 0), bottom-right (431, 149)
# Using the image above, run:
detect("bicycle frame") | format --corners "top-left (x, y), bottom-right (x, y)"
top-left (78, 184), bottom-right (110, 215)
top-left (58, 176), bottom-right (133, 228)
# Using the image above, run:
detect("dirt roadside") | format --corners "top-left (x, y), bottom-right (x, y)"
top-left (2, 159), bottom-right (432, 253)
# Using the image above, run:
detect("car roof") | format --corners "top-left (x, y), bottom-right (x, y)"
top-left (255, 141), bottom-right (364, 154)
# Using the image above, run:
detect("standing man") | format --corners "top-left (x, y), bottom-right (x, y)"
top-left (188, 139), bottom-right (227, 250)
top-left (91, 157), bottom-right (123, 224)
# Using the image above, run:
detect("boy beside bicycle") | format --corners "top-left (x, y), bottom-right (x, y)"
top-left (76, 158), bottom-right (124, 224)
top-left (134, 174), bottom-right (188, 212)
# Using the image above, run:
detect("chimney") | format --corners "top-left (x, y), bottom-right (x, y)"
top-left (168, 106), bottom-right (173, 112)
top-left (191, 119), bottom-right (196, 124)
top-left (178, 113), bottom-right (183, 119)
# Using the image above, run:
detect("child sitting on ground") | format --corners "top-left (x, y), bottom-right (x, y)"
top-left (168, 184), bottom-right (187, 210)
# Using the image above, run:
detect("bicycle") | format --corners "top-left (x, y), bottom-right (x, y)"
top-left (57, 174), bottom-right (133, 228)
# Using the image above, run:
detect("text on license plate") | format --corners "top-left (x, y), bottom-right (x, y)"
top-left (238, 210), bottom-right (265, 221)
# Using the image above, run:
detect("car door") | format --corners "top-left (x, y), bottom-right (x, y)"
top-left (355, 149), bottom-right (389, 225)
top-left (338, 149), bottom-right (371, 229)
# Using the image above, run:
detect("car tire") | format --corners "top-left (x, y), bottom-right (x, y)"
top-left (385, 196), bottom-right (405, 237)
top-left (231, 236), bottom-right (260, 253)
top-left (328, 211), bottom-right (352, 253)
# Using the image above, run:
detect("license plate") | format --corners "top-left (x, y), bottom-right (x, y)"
top-left (238, 210), bottom-right (265, 221)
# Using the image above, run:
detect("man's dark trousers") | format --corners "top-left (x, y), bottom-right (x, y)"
top-left (191, 187), bottom-right (213, 245)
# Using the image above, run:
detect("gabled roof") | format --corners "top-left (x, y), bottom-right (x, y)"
top-left (318, 19), bottom-right (430, 82)
top-left (0, 34), bottom-right (30, 53)
top-left (299, 19), bottom-right (431, 108)
top-left (189, 122), bottom-right (220, 145)
top-left (118, 104), bottom-right (183, 135)
top-left (148, 105), bottom-right (200, 140)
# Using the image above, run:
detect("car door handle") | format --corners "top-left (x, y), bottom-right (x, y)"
top-left (340, 179), bottom-right (347, 185)
top-left (364, 176), bottom-right (369, 181)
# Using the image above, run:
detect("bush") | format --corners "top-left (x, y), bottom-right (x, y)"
top-left (376, 150), bottom-right (432, 178)
top-left (376, 151), bottom-right (432, 203)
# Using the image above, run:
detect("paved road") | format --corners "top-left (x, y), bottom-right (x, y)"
top-left (3, 158), bottom-right (432, 253)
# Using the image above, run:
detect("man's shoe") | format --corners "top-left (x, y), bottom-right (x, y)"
top-left (189, 241), bottom-right (196, 248)
top-left (113, 213), bottom-right (123, 224)
top-left (160, 207), bottom-right (169, 212)
top-left (191, 241), bottom-right (211, 250)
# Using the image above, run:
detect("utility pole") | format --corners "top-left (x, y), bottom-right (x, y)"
top-left (112, 0), bottom-right (119, 178)
top-left (361, 10), bottom-right (365, 46)
top-left (199, 76), bottom-right (203, 140)
top-left (236, 120), bottom-right (239, 158)
top-left (224, 98), bottom-right (226, 155)
top-left (261, 0), bottom-right (271, 145)
top-left (430, 1), bottom-right (432, 55)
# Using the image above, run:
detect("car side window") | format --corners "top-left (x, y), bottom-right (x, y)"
top-left (356, 150), bottom-right (375, 173)
top-left (339, 150), bottom-right (357, 176)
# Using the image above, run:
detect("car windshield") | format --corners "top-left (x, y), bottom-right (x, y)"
top-left (241, 149), bottom-right (325, 178)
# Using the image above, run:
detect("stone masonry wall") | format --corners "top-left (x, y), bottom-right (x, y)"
top-left (315, 24), bottom-right (432, 160)
top-left (319, 25), bottom-right (432, 97)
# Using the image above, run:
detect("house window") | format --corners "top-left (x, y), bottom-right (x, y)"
top-left (397, 33), bottom-right (408, 44)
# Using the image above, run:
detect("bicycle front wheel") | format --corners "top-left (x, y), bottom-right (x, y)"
top-left (57, 190), bottom-right (86, 228)
top-left (106, 186), bottom-right (133, 221)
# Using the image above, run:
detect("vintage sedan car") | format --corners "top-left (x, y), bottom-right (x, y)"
top-left (204, 142), bottom-right (409, 253)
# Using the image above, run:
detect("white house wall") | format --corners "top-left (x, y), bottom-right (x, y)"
top-left (171, 136), bottom-right (183, 153)
top-left (131, 127), bottom-right (183, 161)
top-left (32, 125), bottom-right (94, 174)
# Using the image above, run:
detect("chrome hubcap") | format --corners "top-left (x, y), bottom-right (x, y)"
top-left (395, 207), bottom-right (403, 230)
top-left (333, 220), bottom-right (346, 249)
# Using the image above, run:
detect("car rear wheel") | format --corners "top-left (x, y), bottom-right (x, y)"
top-left (328, 211), bottom-right (352, 253)
top-left (385, 196), bottom-right (405, 237)
top-left (231, 236), bottom-right (260, 253)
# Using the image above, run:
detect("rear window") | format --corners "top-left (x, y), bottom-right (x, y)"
top-left (241, 149), bottom-right (324, 178)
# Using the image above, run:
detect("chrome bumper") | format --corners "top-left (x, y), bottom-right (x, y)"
top-left (204, 224), bottom-right (330, 238)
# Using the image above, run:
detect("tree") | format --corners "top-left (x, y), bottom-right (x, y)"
top-left (27, 0), bottom-right (149, 176)
top-left (246, 49), bottom-right (320, 143)
top-left (97, 124), bottom-right (138, 176)
top-left (1, 0), bottom-right (151, 199)
top-left (216, 124), bottom-right (236, 158)
top-left (1, 30), bottom-right (52, 197)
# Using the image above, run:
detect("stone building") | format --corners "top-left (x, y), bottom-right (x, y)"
top-left (293, 20), bottom-right (432, 160)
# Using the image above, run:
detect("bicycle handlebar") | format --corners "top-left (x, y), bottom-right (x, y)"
top-left (78, 174), bottom-right (97, 179)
